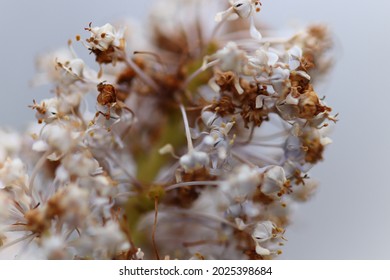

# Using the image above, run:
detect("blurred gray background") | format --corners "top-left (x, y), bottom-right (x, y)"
top-left (1, 0), bottom-right (389, 259)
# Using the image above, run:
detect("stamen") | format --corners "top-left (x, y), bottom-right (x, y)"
top-left (184, 59), bottom-right (219, 88)
top-left (105, 152), bottom-right (143, 191)
top-left (28, 149), bottom-right (52, 204)
top-left (165, 181), bottom-right (221, 192)
top-left (67, 39), bottom-right (78, 59)
top-left (152, 197), bottom-right (160, 260)
top-left (179, 104), bottom-right (194, 151)
top-left (133, 51), bottom-right (166, 71)
top-left (0, 233), bottom-right (37, 253)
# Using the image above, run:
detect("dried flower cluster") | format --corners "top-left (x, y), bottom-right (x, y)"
top-left (0, 0), bottom-right (336, 259)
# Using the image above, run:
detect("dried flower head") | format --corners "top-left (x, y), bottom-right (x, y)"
top-left (0, 0), bottom-right (336, 260)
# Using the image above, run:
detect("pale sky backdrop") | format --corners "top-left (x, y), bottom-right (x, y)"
top-left (1, 0), bottom-right (389, 259)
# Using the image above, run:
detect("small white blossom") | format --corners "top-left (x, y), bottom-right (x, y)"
top-left (135, 248), bottom-right (144, 260)
top-left (180, 150), bottom-right (210, 172)
top-left (57, 184), bottom-right (90, 226)
top-left (206, 42), bottom-right (248, 73)
top-left (261, 166), bottom-right (288, 196)
top-left (215, 0), bottom-right (262, 40)
top-left (34, 48), bottom-right (96, 87)
top-left (228, 200), bottom-right (261, 218)
top-left (33, 48), bottom-right (74, 86)
top-left (85, 23), bottom-right (124, 51)
top-left (287, 46), bottom-right (303, 70)
top-left (251, 221), bottom-right (275, 256)
top-left (35, 123), bottom-right (74, 160)
top-left (55, 58), bottom-right (86, 85)
top-left (0, 158), bottom-right (28, 188)
top-left (220, 165), bottom-right (260, 202)
top-left (30, 98), bottom-right (60, 124)
top-left (61, 151), bottom-right (100, 178)
top-left (77, 220), bottom-right (129, 259)
top-left (41, 235), bottom-right (70, 260)
top-left (247, 47), bottom-right (279, 73)
top-left (0, 130), bottom-right (21, 163)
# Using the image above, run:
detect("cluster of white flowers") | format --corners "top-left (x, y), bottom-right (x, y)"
top-left (0, 0), bottom-right (336, 259)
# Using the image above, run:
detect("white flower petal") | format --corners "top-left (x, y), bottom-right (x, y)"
top-left (266, 85), bottom-right (275, 94)
top-left (285, 93), bottom-right (299, 105)
top-left (215, 9), bottom-right (229, 22)
top-left (267, 52), bottom-right (279, 66)
top-left (252, 221), bottom-right (274, 241)
top-left (159, 144), bottom-right (175, 155)
top-left (135, 248), bottom-right (144, 260)
top-left (289, 59), bottom-right (301, 70)
top-left (249, 16), bottom-right (262, 40)
top-left (295, 70), bottom-right (311, 80)
top-left (233, 1), bottom-right (252, 18)
top-left (235, 218), bottom-right (247, 230)
top-left (255, 244), bottom-right (271, 256)
top-left (266, 166), bottom-right (286, 184)
top-left (262, 166), bottom-right (286, 195)
top-left (180, 151), bottom-right (209, 172)
top-left (255, 95), bottom-right (266, 109)
top-left (320, 136), bottom-right (333, 146)
top-left (226, 13), bottom-right (240, 21)
top-left (32, 140), bottom-right (49, 152)
top-left (288, 46), bottom-right (303, 59)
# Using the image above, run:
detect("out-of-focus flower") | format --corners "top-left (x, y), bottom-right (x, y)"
top-left (85, 23), bottom-right (124, 52)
